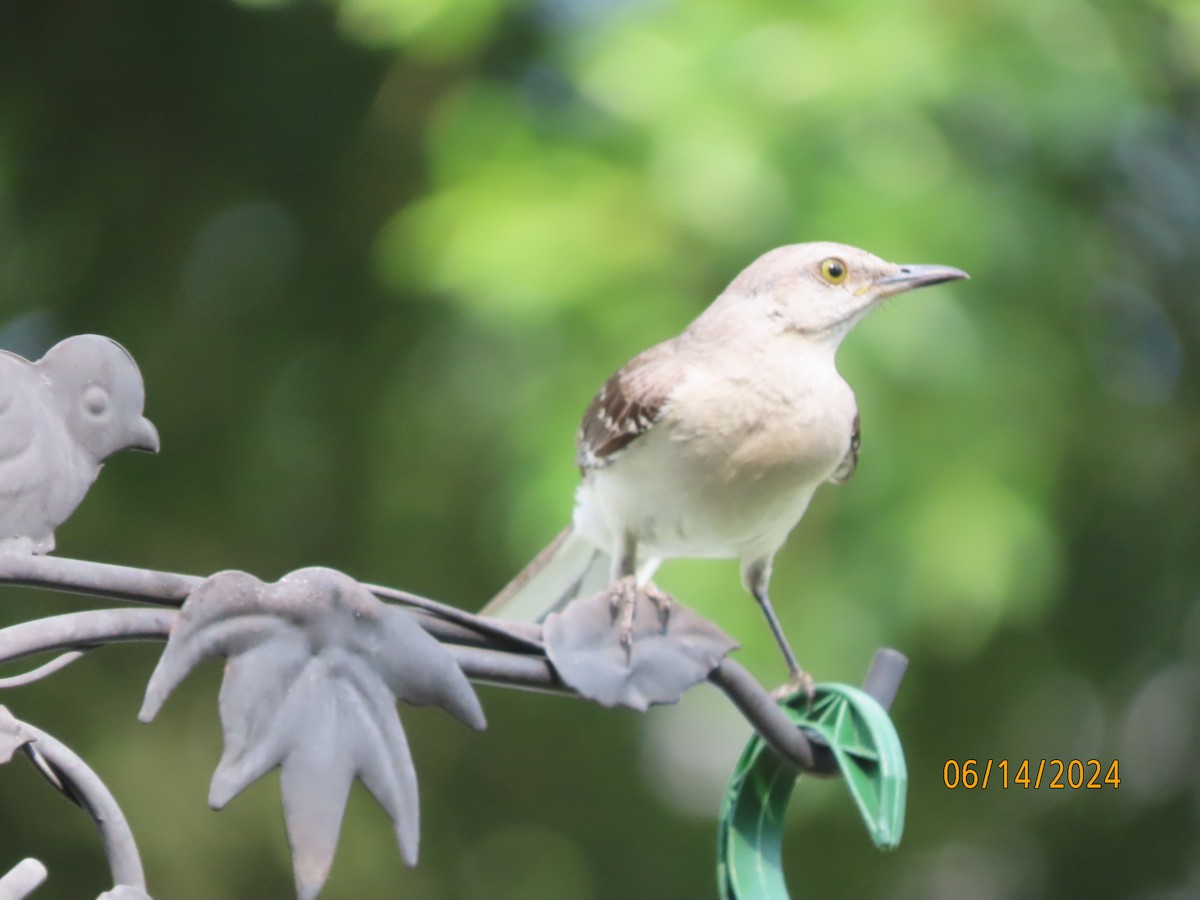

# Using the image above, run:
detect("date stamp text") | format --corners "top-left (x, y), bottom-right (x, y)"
top-left (943, 759), bottom-right (1120, 790)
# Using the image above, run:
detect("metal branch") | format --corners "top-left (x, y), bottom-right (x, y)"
top-left (0, 554), bottom-right (199, 607)
top-left (0, 554), bottom-right (907, 778)
top-left (860, 646), bottom-right (909, 711)
top-left (0, 554), bottom-right (539, 650)
top-left (446, 643), bottom-right (569, 695)
top-left (710, 648), bottom-right (909, 775)
top-left (365, 582), bottom-right (544, 652)
top-left (0, 858), bottom-right (48, 900)
top-left (0, 650), bottom-right (91, 688)
top-left (709, 659), bottom-right (816, 769)
top-left (20, 722), bottom-right (146, 891)
top-left (0, 608), bottom-right (176, 668)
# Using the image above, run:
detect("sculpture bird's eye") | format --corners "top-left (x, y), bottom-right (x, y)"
top-left (819, 257), bottom-right (848, 284)
top-left (83, 385), bottom-right (110, 417)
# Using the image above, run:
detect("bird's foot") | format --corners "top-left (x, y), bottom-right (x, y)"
top-left (644, 582), bottom-right (673, 631)
top-left (771, 668), bottom-right (816, 707)
top-left (606, 578), bottom-right (674, 663)
top-left (607, 576), bottom-right (639, 660)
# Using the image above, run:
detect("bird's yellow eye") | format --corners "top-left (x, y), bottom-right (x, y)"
top-left (819, 257), bottom-right (848, 284)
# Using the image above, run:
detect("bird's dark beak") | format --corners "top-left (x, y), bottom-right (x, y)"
top-left (130, 417), bottom-right (161, 453)
top-left (875, 263), bottom-right (970, 296)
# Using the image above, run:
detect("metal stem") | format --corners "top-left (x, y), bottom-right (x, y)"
top-left (0, 556), bottom-right (908, 779)
top-left (20, 723), bottom-right (146, 891)
top-left (0, 553), bottom-right (199, 606)
top-left (0, 858), bottom-right (48, 900)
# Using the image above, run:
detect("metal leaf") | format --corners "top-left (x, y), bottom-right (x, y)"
top-left (0, 335), bottom-right (158, 556)
top-left (138, 567), bottom-right (485, 900)
top-left (544, 589), bottom-right (738, 711)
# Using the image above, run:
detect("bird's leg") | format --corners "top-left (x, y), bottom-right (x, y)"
top-left (754, 586), bottom-right (813, 702)
top-left (608, 576), bottom-right (639, 658)
top-left (609, 533), bottom-right (640, 660)
top-left (745, 560), bottom-right (814, 703)
top-left (604, 536), bottom-right (671, 661)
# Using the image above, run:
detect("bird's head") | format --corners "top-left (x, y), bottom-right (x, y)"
top-left (40, 335), bottom-right (160, 461)
top-left (714, 241), bottom-right (969, 345)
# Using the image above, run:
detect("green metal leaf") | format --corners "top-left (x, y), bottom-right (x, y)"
top-left (717, 683), bottom-right (907, 900)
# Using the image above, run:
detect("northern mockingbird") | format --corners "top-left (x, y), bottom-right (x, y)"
top-left (483, 242), bottom-right (968, 692)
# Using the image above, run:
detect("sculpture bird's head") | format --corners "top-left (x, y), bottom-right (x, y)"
top-left (40, 335), bottom-right (160, 461)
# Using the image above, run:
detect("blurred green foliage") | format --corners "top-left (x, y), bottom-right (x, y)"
top-left (2, 0), bottom-right (1198, 896)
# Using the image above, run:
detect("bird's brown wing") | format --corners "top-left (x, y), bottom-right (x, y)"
top-left (575, 342), bottom-right (680, 471)
top-left (828, 413), bottom-right (861, 484)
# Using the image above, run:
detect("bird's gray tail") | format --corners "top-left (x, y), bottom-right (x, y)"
top-left (481, 526), bottom-right (610, 622)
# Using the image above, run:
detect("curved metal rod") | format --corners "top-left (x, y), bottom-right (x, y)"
top-left (0, 603), bottom-right (518, 668)
top-left (0, 553), bottom-right (200, 607)
top-left (20, 721), bottom-right (146, 890)
top-left (365, 583), bottom-right (544, 652)
top-left (0, 650), bottom-right (90, 688)
top-left (0, 608), bottom-right (176, 667)
top-left (447, 643), bottom-right (570, 695)
top-left (0, 557), bottom-right (907, 777)
top-left (709, 648), bottom-right (909, 775)
top-left (0, 858), bottom-right (48, 900)
top-left (0, 607), bottom-right (834, 774)
top-left (860, 646), bottom-right (909, 712)
top-left (709, 660), bottom-right (817, 770)
top-left (444, 643), bottom-right (909, 775)
top-left (0, 554), bottom-right (535, 650)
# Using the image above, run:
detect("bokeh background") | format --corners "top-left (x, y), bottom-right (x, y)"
top-left (2, 0), bottom-right (1198, 896)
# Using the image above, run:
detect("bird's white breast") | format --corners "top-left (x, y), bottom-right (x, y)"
top-left (574, 337), bottom-right (857, 565)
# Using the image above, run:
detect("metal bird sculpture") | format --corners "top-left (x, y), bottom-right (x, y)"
top-left (0, 334), bottom-right (159, 554)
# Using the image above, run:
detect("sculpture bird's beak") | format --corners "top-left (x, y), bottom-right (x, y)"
top-left (130, 417), bottom-right (161, 453)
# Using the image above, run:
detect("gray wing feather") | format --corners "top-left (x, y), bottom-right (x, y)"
top-left (828, 413), bottom-right (861, 484)
top-left (575, 341), bottom-right (680, 470)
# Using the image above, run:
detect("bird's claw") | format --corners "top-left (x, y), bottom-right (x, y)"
top-left (607, 578), bottom-right (674, 665)
top-left (771, 669), bottom-right (816, 708)
top-left (644, 583), bottom-right (673, 631)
